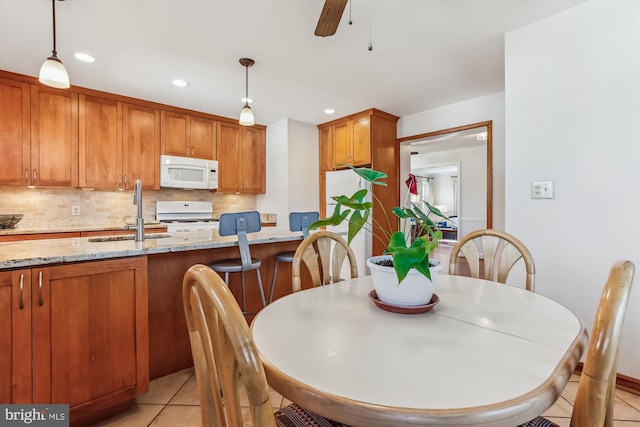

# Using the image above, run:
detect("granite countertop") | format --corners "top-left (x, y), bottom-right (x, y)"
top-left (0, 222), bottom-right (167, 236)
top-left (0, 227), bottom-right (303, 270)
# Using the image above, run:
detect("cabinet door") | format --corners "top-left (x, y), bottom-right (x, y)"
top-left (30, 86), bottom-right (79, 187)
top-left (319, 125), bottom-right (334, 172)
top-left (32, 258), bottom-right (149, 416)
top-left (79, 95), bottom-right (123, 188)
top-left (160, 111), bottom-right (189, 157)
top-left (123, 103), bottom-right (160, 190)
top-left (352, 115), bottom-right (371, 166)
top-left (0, 78), bottom-right (30, 185)
top-left (190, 116), bottom-right (217, 160)
top-left (333, 120), bottom-right (353, 166)
top-left (240, 127), bottom-right (266, 193)
top-left (0, 269), bottom-right (32, 403)
top-left (217, 121), bottom-right (241, 192)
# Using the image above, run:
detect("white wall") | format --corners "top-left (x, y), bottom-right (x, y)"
top-left (398, 92), bottom-right (505, 231)
top-left (287, 119), bottom-right (319, 214)
top-left (258, 119), bottom-right (288, 225)
top-left (258, 119), bottom-right (319, 229)
top-left (505, 0), bottom-right (640, 378)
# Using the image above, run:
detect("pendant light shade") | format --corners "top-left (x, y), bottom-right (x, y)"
top-left (239, 105), bottom-right (255, 126)
top-left (239, 58), bottom-right (255, 126)
top-left (39, 0), bottom-right (69, 89)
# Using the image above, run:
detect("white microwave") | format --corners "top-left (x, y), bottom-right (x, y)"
top-left (160, 155), bottom-right (218, 190)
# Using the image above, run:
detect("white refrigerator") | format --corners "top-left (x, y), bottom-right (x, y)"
top-left (325, 169), bottom-right (372, 277)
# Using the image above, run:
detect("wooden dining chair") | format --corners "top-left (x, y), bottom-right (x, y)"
top-left (268, 211), bottom-right (320, 303)
top-left (291, 230), bottom-right (358, 293)
top-left (519, 259), bottom-right (635, 427)
top-left (448, 228), bottom-right (536, 291)
top-left (182, 264), bottom-right (350, 427)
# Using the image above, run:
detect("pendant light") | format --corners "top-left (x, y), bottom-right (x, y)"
top-left (238, 58), bottom-right (255, 126)
top-left (39, 0), bottom-right (70, 89)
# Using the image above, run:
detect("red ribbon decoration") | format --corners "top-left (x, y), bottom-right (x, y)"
top-left (405, 173), bottom-right (418, 195)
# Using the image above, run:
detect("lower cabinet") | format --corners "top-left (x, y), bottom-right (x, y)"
top-left (0, 257), bottom-right (149, 425)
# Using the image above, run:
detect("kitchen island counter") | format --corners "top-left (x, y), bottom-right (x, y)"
top-left (0, 227), bottom-right (303, 269)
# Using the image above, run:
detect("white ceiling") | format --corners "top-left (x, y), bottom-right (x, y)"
top-left (0, 0), bottom-right (585, 127)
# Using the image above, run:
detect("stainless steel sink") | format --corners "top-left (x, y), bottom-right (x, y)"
top-left (88, 233), bottom-right (171, 242)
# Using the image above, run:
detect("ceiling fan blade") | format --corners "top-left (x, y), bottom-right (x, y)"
top-left (315, 0), bottom-right (348, 37)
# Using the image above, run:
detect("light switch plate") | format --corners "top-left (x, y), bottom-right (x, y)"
top-left (531, 181), bottom-right (554, 199)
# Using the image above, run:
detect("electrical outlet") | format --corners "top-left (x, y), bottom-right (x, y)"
top-left (531, 181), bottom-right (554, 199)
top-left (71, 206), bottom-right (80, 216)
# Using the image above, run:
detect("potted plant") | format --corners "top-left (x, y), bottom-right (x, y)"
top-left (309, 165), bottom-right (451, 307)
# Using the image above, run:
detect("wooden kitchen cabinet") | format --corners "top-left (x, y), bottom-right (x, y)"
top-left (0, 258), bottom-right (149, 425)
top-left (217, 121), bottom-right (266, 193)
top-left (0, 269), bottom-right (32, 404)
top-left (79, 98), bottom-right (160, 190)
top-left (0, 78), bottom-right (31, 185)
top-left (319, 125), bottom-right (334, 171)
top-left (161, 111), bottom-right (217, 160)
top-left (324, 112), bottom-right (371, 169)
top-left (30, 86), bottom-right (79, 187)
top-left (79, 95), bottom-right (122, 188)
top-left (0, 79), bottom-right (78, 187)
top-left (122, 103), bottom-right (161, 190)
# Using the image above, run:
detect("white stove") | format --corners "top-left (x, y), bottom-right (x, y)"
top-left (156, 201), bottom-right (219, 233)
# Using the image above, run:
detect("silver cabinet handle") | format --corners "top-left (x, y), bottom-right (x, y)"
top-left (117, 174), bottom-right (122, 189)
top-left (33, 169), bottom-right (37, 183)
top-left (38, 271), bottom-right (43, 307)
top-left (25, 168), bottom-right (29, 183)
top-left (19, 273), bottom-right (24, 310)
top-left (124, 175), bottom-right (129, 189)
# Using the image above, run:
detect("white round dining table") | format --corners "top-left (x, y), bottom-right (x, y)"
top-left (251, 275), bottom-right (587, 427)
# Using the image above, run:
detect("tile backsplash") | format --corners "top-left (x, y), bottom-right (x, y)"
top-left (0, 186), bottom-right (256, 230)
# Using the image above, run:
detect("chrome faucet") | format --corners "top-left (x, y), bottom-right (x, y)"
top-left (133, 179), bottom-right (145, 241)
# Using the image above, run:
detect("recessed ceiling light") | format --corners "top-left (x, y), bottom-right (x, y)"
top-left (324, 108), bottom-right (335, 114)
top-left (172, 79), bottom-right (189, 87)
top-left (241, 97), bottom-right (254, 104)
top-left (74, 52), bottom-right (96, 63)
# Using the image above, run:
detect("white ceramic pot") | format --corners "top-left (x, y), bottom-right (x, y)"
top-left (366, 255), bottom-right (441, 307)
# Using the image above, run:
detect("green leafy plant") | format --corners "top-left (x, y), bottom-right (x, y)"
top-left (309, 165), bottom-right (450, 283)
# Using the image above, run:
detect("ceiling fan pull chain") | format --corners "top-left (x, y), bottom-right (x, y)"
top-left (348, 0), bottom-right (353, 25)
top-left (368, 13), bottom-right (373, 51)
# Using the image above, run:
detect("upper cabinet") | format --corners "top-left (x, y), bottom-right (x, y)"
top-left (30, 86), bottom-right (79, 187)
top-left (0, 78), bottom-right (30, 185)
top-left (0, 71), bottom-right (263, 192)
top-left (79, 95), bottom-right (122, 189)
top-left (321, 112), bottom-right (372, 170)
top-left (122, 103), bottom-right (161, 190)
top-left (0, 79), bottom-right (78, 187)
top-left (79, 97), bottom-right (160, 190)
top-left (319, 126), bottom-right (334, 171)
top-left (161, 111), bottom-right (217, 160)
top-left (217, 122), bottom-right (266, 193)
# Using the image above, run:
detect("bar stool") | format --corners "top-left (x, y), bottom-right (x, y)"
top-left (209, 211), bottom-right (266, 314)
top-left (268, 211), bottom-right (319, 303)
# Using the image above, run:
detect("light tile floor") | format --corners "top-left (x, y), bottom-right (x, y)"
top-left (92, 368), bottom-right (640, 426)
